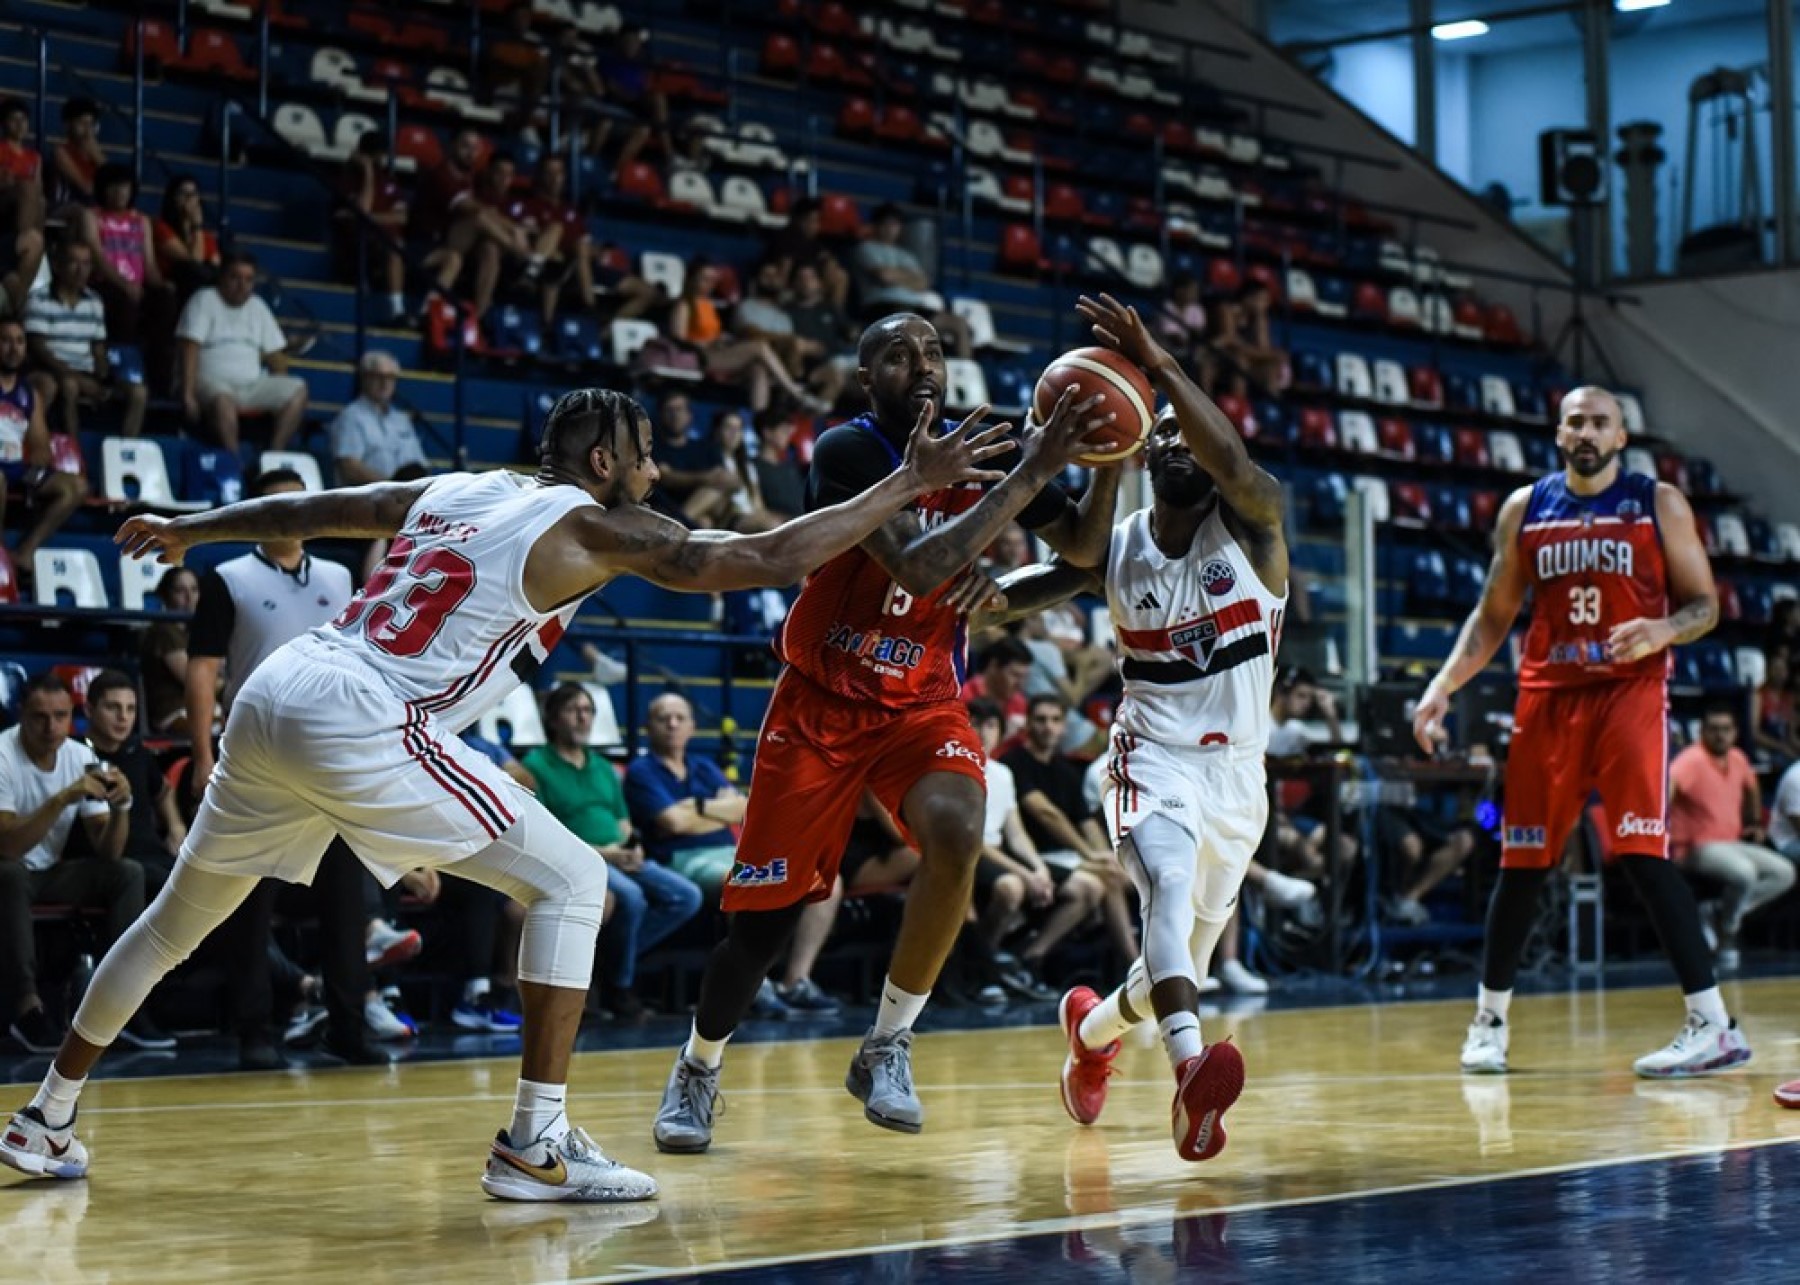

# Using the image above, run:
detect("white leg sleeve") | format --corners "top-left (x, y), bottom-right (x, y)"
top-left (449, 793), bottom-right (609, 991)
top-left (1118, 813), bottom-right (1202, 987)
top-left (71, 859), bottom-right (260, 1046)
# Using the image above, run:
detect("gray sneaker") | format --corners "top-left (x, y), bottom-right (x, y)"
top-left (653, 1054), bottom-right (722, 1154)
top-left (845, 1028), bottom-right (923, 1133)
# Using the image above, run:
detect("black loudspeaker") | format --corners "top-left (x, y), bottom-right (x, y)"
top-left (1539, 129), bottom-right (1608, 206)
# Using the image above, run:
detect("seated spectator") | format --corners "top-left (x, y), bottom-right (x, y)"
top-left (48, 97), bottom-right (103, 208)
top-left (736, 258), bottom-right (846, 409)
top-left (1267, 667), bottom-right (1345, 757)
top-left (1209, 281), bottom-right (1287, 398)
top-left (708, 409), bottom-right (781, 533)
top-left (514, 154), bottom-right (655, 328)
top-left (0, 98), bottom-right (46, 308)
top-left (330, 351), bottom-right (429, 485)
top-left (410, 130), bottom-right (522, 318)
top-left (624, 691), bottom-right (746, 896)
top-left (1752, 648), bottom-right (1800, 764)
top-left (484, 1), bottom-right (551, 131)
top-left (850, 204), bottom-right (973, 357)
top-left (77, 162), bottom-right (165, 342)
top-left (0, 315), bottom-right (88, 576)
top-left (752, 412), bottom-right (806, 523)
top-left (1669, 704), bottom-right (1797, 971)
top-left (647, 393), bottom-right (724, 525)
top-left (670, 257), bottom-right (825, 414)
top-left (522, 685), bottom-right (702, 1019)
top-left (1771, 599), bottom-right (1800, 661)
top-left (960, 636), bottom-right (1034, 742)
top-left (1017, 606), bottom-right (1110, 756)
top-left (63, 670), bottom-right (183, 893)
top-left (1378, 809), bottom-right (1477, 926)
top-left (25, 236), bottom-right (147, 437)
top-left (0, 674), bottom-right (168, 1053)
top-left (336, 132), bottom-right (407, 322)
top-left (1767, 755), bottom-right (1800, 865)
top-left (1002, 694), bottom-right (1136, 972)
top-left (786, 261), bottom-right (856, 396)
top-left (177, 250), bottom-right (309, 452)
top-left (151, 174), bottom-right (221, 389)
top-left (140, 565), bottom-right (200, 733)
top-left (768, 197), bottom-right (850, 312)
top-left (1155, 271), bottom-right (1213, 389)
top-left (592, 26), bottom-right (671, 168)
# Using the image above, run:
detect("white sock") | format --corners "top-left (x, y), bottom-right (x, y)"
top-left (1157, 1011), bottom-right (1203, 1070)
top-left (872, 978), bottom-right (929, 1039)
top-left (510, 1078), bottom-right (568, 1146)
top-left (386, 292), bottom-right (404, 312)
top-left (463, 978), bottom-right (491, 1006)
top-left (685, 1021), bottom-right (730, 1069)
top-left (1078, 958), bottom-right (1151, 1049)
top-left (29, 1068), bottom-right (85, 1128)
top-left (1685, 986), bottom-right (1729, 1028)
top-left (1477, 985), bottom-right (1512, 1023)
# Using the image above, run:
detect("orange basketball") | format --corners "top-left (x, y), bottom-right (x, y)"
top-left (1031, 346), bottom-right (1155, 465)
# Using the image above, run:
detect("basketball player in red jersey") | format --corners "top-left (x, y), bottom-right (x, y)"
top-left (1413, 385), bottom-right (1750, 1079)
top-left (653, 313), bottom-right (1120, 1149)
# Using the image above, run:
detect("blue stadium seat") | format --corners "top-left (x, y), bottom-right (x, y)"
top-left (1510, 380), bottom-right (1545, 420)
top-left (1253, 399), bottom-right (1291, 444)
top-left (1521, 435), bottom-right (1558, 473)
top-left (1414, 424), bottom-right (1453, 464)
top-left (488, 306), bottom-right (543, 358)
top-left (183, 445), bottom-right (244, 506)
top-left (1740, 582), bottom-right (1773, 623)
top-left (1313, 275), bottom-right (1350, 316)
top-left (1411, 550), bottom-right (1449, 607)
top-left (1687, 457), bottom-right (1719, 494)
top-left (552, 315), bottom-right (604, 364)
top-left (107, 345), bottom-right (146, 386)
top-left (1746, 517), bottom-right (1777, 558)
top-left (1694, 644), bottom-right (1736, 687)
top-left (1309, 473), bottom-right (1348, 524)
top-left (1292, 350), bottom-right (1332, 390)
top-left (1444, 372), bottom-right (1479, 411)
top-left (1431, 485), bottom-right (1471, 529)
top-left (1450, 554), bottom-right (1485, 605)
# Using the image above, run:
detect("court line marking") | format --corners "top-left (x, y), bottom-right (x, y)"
top-left (565, 1132), bottom-right (1800, 1284)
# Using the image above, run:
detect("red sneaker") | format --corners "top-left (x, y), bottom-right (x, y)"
top-left (1172, 1042), bottom-right (1245, 1162)
top-left (1058, 987), bottom-right (1119, 1126)
top-left (1774, 1079), bottom-right (1800, 1109)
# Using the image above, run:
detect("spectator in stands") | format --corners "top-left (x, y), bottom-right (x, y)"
top-left (786, 261), bottom-right (856, 392)
top-left (140, 565), bottom-right (199, 734)
top-left (0, 673), bottom-right (167, 1054)
top-left (1378, 810), bottom-right (1477, 926)
top-left (1156, 271), bottom-right (1213, 389)
top-left (752, 412), bottom-right (806, 523)
top-left (1209, 280), bottom-right (1287, 398)
top-left (1752, 648), bottom-right (1800, 764)
top-left (177, 250), bottom-right (308, 453)
top-left (412, 130), bottom-right (519, 316)
top-left (153, 175), bottom-right (221, 387)
top-left (0, 315), bottom-right (88, 581)
top-left (1002, 694), bottom-right (1136, 975)
top-left (1770, 599), bottom-right (1800, 660)
top-left (768, 197), bottom-right (850, 312)
top-left (48, 98), bottom-right (103, 208)
top-left (983, 523), bottom-right (1034, 576)
top-left (337, 132), bottom-right (407, 322)
top-left (25, 237), bottom-right (147, 437)
top-left (647, 393), bottom-right (726, 525)
top-left (485, 1), bottom-right (552, 132)
top-left (1267, 666), bottom-right (1344, 756)
top-left (850, 204), bottom-right (973, 357)
top-left (66, 670), bottom-right (182, 894)
top-left (1669, 704), bottom-right (1796, 970)
top-left (1767, 755), bottom-right (1800, 865)
top-left (625, 691), bottom-right (746, 896)
top-left (961, 636), bottom-right (1034, 741)
top-left (592, 26), bottom-right (671, 170)
top-left (523, 684), bottom-right (702, 1021)
top-left (77, 163), bottom-right (164, 342)
top-left (736, 258), bottom-right (846, 410)
top-left (670, 257), bottom-right (826, 414)
top-left (708, 410), bottom-right (782, 533)
top-left (330, 351), bottom-right (429, 486)
top-left (0, 98), bottom-right (46, 306)
top-left (1017, 607), bottom-right (1110, 756)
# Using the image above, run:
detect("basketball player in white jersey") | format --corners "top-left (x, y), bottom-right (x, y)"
top-left (981, 294), bottom-right (1286, 1162)
top-left (0, 387), bottom-right (1023, 1201)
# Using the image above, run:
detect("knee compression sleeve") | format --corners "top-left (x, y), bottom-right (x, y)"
top-left (72, 860), bottom-right (259, 1045)
top-left (456, 800), bottom-right (609, 991)
top-left (1121, 814), bottom-right (1202, 987)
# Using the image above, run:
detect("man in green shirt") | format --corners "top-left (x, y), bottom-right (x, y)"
top-left (522, 684), bottom-right (702, 1019)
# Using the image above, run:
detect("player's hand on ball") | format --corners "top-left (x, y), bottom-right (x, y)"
top-left (115, 513), bottom-right (192, 566)
top-left (1412, 685), bottom-right (1450, 755)
top-left (1024, 383), bottom-right (1114, 472)
top-left (901, 399), bottom-right (1011, 492)
top-left (1076, 292), bottom-right (1168, 372)
top-left (942, 567), bottom-right (1006, 618)
top-left (1607, 617), bottom-right (1673, 664)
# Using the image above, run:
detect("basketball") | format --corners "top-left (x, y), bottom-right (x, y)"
top-left (1032, 346), bottom-right (1156, 466)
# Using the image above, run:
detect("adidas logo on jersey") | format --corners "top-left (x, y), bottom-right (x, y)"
top-left (1134, 590), bottom-right (1162, 611)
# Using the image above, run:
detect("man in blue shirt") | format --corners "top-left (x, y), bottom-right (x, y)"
top-left (624, 692), bottom-right (741, 896)
top-left (329, 351), bottom-right (428, 486)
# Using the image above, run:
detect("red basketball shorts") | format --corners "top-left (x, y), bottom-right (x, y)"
top-left (723, 672), bottom-right (987, 912)
top-left (1501, 678), bottom-right (1669, 869)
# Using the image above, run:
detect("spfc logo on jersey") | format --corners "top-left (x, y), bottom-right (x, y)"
top-left (1200, 558), bottom-right (1237, 597)
top-left (1170, 617), bottom-right (1220, 668)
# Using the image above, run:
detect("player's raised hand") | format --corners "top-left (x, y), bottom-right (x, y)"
top-left (1021, 383), bottom-right (1114, 472)
top-left (1607, 617), bottom-right (1676, 665)
top-left (901, 399), bottom-right (1012, 492)
top-left (1077, 292), bottom-right (1169, 373)
top-left (1412, 682), bottom-right (1451, 755)
top-left (114, 513), bottom-right (192, 566)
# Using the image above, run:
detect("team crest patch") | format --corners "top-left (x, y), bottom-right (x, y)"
top-left (1169, 617), bottom-right (1219, 668)
top-left (1617, 498), bottom-right (1643, 522)
top-left (1200, 558), bottom-right (1237, 597)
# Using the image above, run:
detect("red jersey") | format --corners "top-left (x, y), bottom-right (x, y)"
top-left (1517, 470), bottom-right (1669, 689)
top-left (776, 414), bottom-right (1067, 709)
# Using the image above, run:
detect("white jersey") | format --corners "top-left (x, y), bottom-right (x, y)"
top-left (310, 470), bottom-right (596, 733)
top-left (1103, 503), bottom-right (1286, 751)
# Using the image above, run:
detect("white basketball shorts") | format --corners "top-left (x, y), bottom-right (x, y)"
top-left (1099, 730), bottom-right (1269, 874)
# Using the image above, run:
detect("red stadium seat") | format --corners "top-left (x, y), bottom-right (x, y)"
top-left (1716, 580), bottom-right (1743, 622)
top-left (394, 21), bottom-right (449, 54)
top-left (0, 546), bottom-right (16, 604)
top-left (1161, 121), bottom-right (1196, 155)
top-left (1206, 258), bottom-right (1241, 295)
top-left (394, 124), bottom-right (443, 172)
top-left (187, 28), bottom-right (255, 81)
top-left (1046, 55), bottom-right (1079, 84)
top-left (817, 193), bottom-right (862, 237)
top-left (999, 223), bottom-right (1045, 274)
top-left (814, 1), bottom-right (864, 39)
top-left (615, 162), bottom-right (667, 206)
top-left (1470, 489), bottom-right (1501, 530)
top-left (1297, 407), bottom-right (1338, 449)
top-left (348, 10), bottom-right (396, 42)
top-left (1350, 282), bottom-right (1388, 323)
top-left (761, 33), bottom-right (801, 76)
top-left (1390, 482), bottom-right (1432, 524)
top-left (1377, 417), bottom-right (1415, 460)
top-left (1215, 393), bottom-right (1256, 437)
top-left (52, 665), bottom-right (104, 711)
top-left (1044, 183), bottom-right (1085, 223)
top-left (1656, 454), bottom-right (1689, 491)
top-left (1002, 174), bottom-right (1034, 207)
top-left (1123, 112), bottom-right (1157, 138)
top-left (1453, 428), bottom-right (1491, 469)
top-left (838, 97), bottom-right (875, 137)
top-left (1408, 365), bottom-right (1443, 408)
top-left (874, 104), bottom-right (923, 144)
top-left (1244, 262), bottom-right (1282, 304)
top-left (1453, 298), bottom-right (1486, 338)
top-left (1484, 303), bottom-right (1523, 345)
top-left (125, 19), bottom-right (183, 74)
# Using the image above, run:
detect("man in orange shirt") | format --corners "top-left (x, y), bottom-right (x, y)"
top-left (1668, 704), bottom-right (1795, 971)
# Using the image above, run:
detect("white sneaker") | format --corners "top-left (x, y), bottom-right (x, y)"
top-left (1218, 959), bottom-right (1271, 996)
top-left (364, 997), bottom-right (415, 1042)
top-left (1198, 974), bottom-right (1224, 994)
top-left (0, 1106), bottom-right (88, 1180)
top-left (1262, 871), bottom-right (1318, 910)
top-left (1633, 1013), bottom-right (1753, 1079)
top-left (482, 1125), bottom-right (658, 1203)
top-left (1461, 1010), bottom-right (1509, 1074)
top-left (365, 921), bottom-right (423, 968)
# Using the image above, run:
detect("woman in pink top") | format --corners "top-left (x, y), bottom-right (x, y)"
top-left (78, 162), bottom-right (164, 341)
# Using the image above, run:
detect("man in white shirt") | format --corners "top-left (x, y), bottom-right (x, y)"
top-left (176, 250), bottom-right (308, 453)
top-left (329, 350), bottom-right (428, 486)
top-left (0, 674), bottom-right (162, 1054)
top-left (1763, 758), bottom-right (1800, 864)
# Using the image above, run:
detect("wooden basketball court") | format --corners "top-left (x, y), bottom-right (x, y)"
top-left (7, 977), bottom-right (1800, 1281)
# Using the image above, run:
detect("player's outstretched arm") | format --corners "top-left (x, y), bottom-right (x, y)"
top-left (1413, 487), bottom-right (1532, 752)
top-left (975, 559), bottom-right (1105, 630)
top-left (1029, 461), bottom-right (1124, 570)
top-left (1608, 483), bottom-right (1718, 662)
top-left (592, 405), bottom-right (1011, 594)
top-left (115, 480), bottom-right (434, 565)
top-left (1077, 292), bottom-right (1283, 533)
